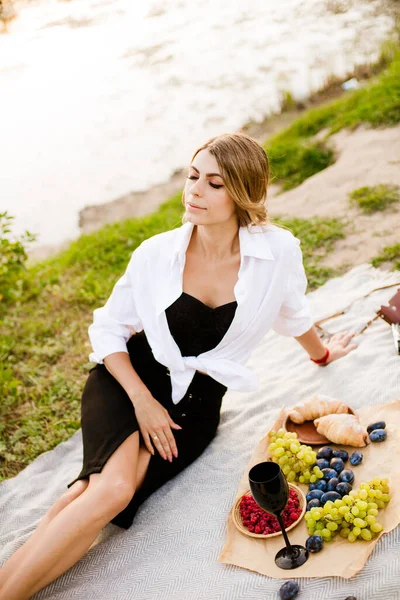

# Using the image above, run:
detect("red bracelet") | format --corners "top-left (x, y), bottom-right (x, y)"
top-left (310, 348), bottom-right (330, 365)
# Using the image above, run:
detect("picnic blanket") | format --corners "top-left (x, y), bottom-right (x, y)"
top-left (1, 263), bottom-right (399, 600)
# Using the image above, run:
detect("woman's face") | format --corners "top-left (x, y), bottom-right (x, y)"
top-left (183, 149), bottom-right (238, 226)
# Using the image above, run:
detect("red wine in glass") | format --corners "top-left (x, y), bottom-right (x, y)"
top-left (248, 461), bottom-right (308, 569)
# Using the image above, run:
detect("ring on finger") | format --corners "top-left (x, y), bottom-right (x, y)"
top-left (152, 435), bottom-right (159, 441)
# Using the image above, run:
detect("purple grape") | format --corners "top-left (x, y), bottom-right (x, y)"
top-left (305, 534), bottom-right (323, 553)
top-left (369, 429), bottom-right (387, 443)
top-left (279, 580), bottom-right (300, 600)
top-left (317, 446), bottom-right (333, 460)
top-left (306, 489), bottom-right (324, 502)
top-left (321, 468), bottom-right (338, 480)
top-left (330, 457), bottom-right (345, 473)
top-left (332, 449), bottom-right (349, 462)
top-left (316, 458), bottom-right (330, 470)
top-left (309, 479), bottom-right (327, 492)
top-left (367, 421), bottom-right (386, 434)
top-left (349, 451), bottom-right (363, 466)
top-left (338, 469), bottom-right (355, 484)
top-left (326, 477), bottom-right (339, 492)
top-left (320, 491), bottom-right (342, 504)
top-left (336, 482), bottom-right (352, 496)
top-left (306, 499), bottom-right (321, 511)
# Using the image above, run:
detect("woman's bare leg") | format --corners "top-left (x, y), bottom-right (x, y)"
top-left (0, 433), bottom-right (152, 600)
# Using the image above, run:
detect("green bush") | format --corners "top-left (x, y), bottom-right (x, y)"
top-left (0, 212), bottom-right (36, 306)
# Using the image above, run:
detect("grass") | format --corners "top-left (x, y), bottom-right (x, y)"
top-left (0, 192), bottom-right (345, 481)
top-left (371, 244), bottom-right (400, 271)
top-left (349, 184), bottom-right (400, 214)
top-left (265, 42), bottom-right (400, 190)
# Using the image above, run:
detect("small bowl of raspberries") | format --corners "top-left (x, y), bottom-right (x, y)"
top-left (233, 484), bottom-right (306, 538)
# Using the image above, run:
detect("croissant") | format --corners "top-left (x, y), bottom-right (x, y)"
top-left (288, 393), bottom-right (350, 424)
top-left (314, 414), bottom-right (369, 447)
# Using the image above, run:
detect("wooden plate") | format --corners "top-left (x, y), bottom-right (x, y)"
top-left (232, 483), bottom-right (306, 539)
top-left (282, 408), bottom-right (356, 446)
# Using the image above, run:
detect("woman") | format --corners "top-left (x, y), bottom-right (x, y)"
top-left (0, 132), bottom-right (357, 600)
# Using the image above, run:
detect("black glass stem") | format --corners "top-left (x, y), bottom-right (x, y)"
top-left (248, 461), bottom-right (308, 570)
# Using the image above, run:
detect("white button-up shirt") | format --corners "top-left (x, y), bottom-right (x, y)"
top-left (88, 221), bottom-right (314, 403)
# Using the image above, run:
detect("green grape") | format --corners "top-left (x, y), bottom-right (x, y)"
top-left (352, 527), bottom-right (361, 537)
top-left (278, 456), bottom-right (289, 466)
top-left (290, 443), bottom-right (299, 453)
top-left (367, 502), bottom-right (378, 510)
top-left (344, 513), bottom-right (354, 523)
top-left (282, 465), bottom-right (291, 476)
top-left (381, 494), bottom-right (390, 503)
top-left (371, 477), bottom-right (381, 486)
top-left (339, 506), bottom-right (350, 515)
top-left (275, 439), bottom-right (284, 448)
top-left (368, 490), bottom-right (376, 498)
top-left (315, 522), bottom-right (324, 531)
top-left (358, 510), bottom-right (367, 519)
top-left (374, 489), bottom-right (383, 499)
top-left (326, 522), bottom-right (338, 531)
top-left (287, 471), bottom-right (296, 482)
top-left (299, 475), bottom-right (305, 483)
top-left (359, 489), bottom-right (368, 500)
top-left (274, 447), bottom-right (285, 457)
top-left (360, 529), bottom-right (372, 541)
top-left (376, 500), bottom-right (385, 509)
top-left (348, 533), bottom-right (357, 542)
top-left (334, 499), bottom-right (344, 508)
top-left (366, 515), bottom-right (376, 525)
top-left (321, 529), bottom-right (332, 540)
top-left (307, 518), bottom-right (316, 528)
top-left (349, 490), bottom-right (358, 498)
top-left (370, 522), bottom-right (383, 533)
top-left (344, 496), bottom-right (353, 505)
top-left (367, 508), bottom-right (378, 516)
top-left (351, 506), bottom-right (360, 516)
top-left (309, 474), bottom-right (317, 483)
top-left (353, 518), bottom-right (367, 528)
top-left (340, 527), bottom-right (351, 538)
top-left (355, 501), bottom-right (368, 511)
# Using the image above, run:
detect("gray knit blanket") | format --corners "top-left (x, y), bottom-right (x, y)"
top-left (1, 264), bottom-right (399, 600)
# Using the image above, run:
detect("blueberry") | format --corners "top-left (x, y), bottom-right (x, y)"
top-left (306, 489), bottom-right (324, 502)
top-left (306, 499), bottom-right (321, 511)
top-left (316, 458), bottom-right (330, 470)
top-left (321, 491), bottom-right (342, 504)
top-left (326, 477), bottom-right (339, 492)
top-left (369, 429), bottom-right (387, 443)
top-left (330, 457), bottom-right (345, 474)
top-left (305, 534), bottom-right (324, 553)
top-left (338, 469), bottom-right (355, 484)
top-left (321, 468), bottom-right (338, 480)
top-left (367, 421), bottom-right (386, 434)
top-left (336, 482), bottom-right (352, 496)
top-left (279, 580), bottom-right (300, 600)
top-left (331, 449), bottom-right (349, 462)
top-left (316, 446), bottom-right (333, 460)
top-left (349, 451), bottom-right (363, 466)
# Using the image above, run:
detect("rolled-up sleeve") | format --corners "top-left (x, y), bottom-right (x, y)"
top-left (272, 239), bottom-right (314, 337)
top-left (88, 249), bottom-right (144, 363)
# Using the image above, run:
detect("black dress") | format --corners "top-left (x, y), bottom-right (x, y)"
top-left (67, 292), bottom-right (237, 529)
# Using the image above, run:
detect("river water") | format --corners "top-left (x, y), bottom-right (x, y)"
top-left (0, 0), bottom-right (395, 248)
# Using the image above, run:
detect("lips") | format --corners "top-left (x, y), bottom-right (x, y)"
top-left (188, 203), bottom-right (206, 210)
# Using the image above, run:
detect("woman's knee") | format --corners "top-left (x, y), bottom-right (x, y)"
top-left (88, 474), bottom-right (136, 516)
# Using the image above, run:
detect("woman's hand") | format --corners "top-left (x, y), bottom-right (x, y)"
top-left (325, 331), bottom-right (358, 364)
top-left (131, 390), bottom-right (182, 462)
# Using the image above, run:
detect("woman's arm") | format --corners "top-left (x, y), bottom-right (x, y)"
top-left (294, 325), bottom-right (358, 364)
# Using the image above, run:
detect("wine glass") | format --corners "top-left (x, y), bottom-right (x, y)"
top-left (248, 461), bottom-right (308, 569)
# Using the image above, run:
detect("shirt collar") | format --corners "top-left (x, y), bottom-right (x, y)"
top-left (170, 221), bottom-right (275, 268)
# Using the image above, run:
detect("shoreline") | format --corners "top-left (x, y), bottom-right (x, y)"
top-left (28, 32), bottom-right (398, 264)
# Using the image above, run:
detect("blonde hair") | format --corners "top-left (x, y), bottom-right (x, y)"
top-left (181, 132), bottom-right (270, 228)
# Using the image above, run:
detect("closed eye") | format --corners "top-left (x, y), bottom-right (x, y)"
top-left (186, 175), bottom-right (223, 189)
